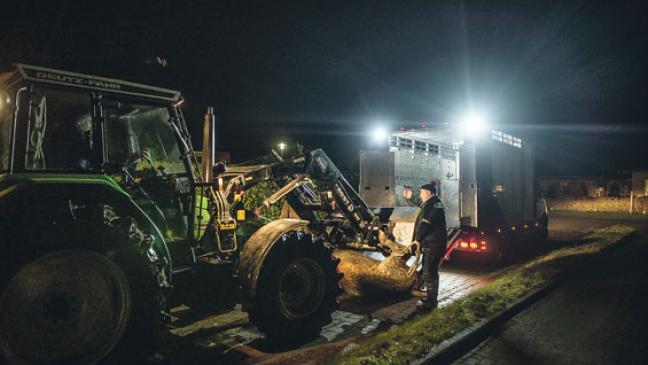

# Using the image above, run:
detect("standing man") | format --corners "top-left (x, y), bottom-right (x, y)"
top-left (404, 182), bottom-right (447, 310)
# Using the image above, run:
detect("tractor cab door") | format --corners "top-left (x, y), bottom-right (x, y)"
top-left (101, 97), bottom-right (192, 243)
top-left (15, 85), bottom-right (99, 173)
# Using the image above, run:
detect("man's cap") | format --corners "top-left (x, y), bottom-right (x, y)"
top-left (420, 181), bottom-right (437, 194)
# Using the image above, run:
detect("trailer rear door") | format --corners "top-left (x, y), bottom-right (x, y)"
top-left (359, 151), bottom-right (396, 208)
top-left (489, 132), bottom-right (535, 225)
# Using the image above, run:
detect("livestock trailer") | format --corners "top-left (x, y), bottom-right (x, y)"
top-left (360, 125), bottom-right (548, 260)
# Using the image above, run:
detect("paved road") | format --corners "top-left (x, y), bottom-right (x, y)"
top-left (548, 212), bottom-right (648, 240)
top-left (148, 215), bottom-right (622, 365)
top-left (453, 228), bottom-right (648, 365)
top-left (151, 262), bottom-right (492, 365)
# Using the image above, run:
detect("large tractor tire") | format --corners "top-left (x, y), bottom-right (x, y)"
top-left (0, 205), bottom-right (165, 365)
top-left (247, 232), bottom-right (341, 346)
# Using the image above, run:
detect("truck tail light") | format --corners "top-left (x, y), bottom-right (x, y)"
top-left (456, 237), bottom-right (487, 252)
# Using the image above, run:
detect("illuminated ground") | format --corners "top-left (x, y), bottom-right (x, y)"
top-left (149, 259), bottom-right (494, 365)
top-left (147, 215), bottom-right (645, 365)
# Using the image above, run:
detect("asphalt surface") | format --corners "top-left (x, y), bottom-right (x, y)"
top-left (453, 228), bottom-right (648, 365)
top-left (151, 260), bottom-right (494, 365)
top-left (148, 215), bottom-right (640, 365)
top-left (547, 212), bottom-right (648, 239)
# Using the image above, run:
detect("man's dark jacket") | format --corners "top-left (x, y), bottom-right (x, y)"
top-left (413, 195), bottom-right (447, 248)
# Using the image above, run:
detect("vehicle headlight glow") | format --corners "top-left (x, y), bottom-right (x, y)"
top-left (371, 127), bottom-right (388, 143)
top-left (460, 111), bottom-right (488, 138)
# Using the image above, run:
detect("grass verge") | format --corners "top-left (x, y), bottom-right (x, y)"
top-left (550, 210), bottom-right (648, 221)
top-left (334, 224), bottom-right (635, 365)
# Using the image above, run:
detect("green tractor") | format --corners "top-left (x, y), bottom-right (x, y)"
top-left (0, 65), bottom-right (351, 365)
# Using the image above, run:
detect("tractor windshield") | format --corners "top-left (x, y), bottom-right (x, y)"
top-left (103, 98), bottom-right (185, 174)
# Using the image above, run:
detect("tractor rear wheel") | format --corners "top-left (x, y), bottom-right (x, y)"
top-left (0, 206), bottom-right (165, 365)
top-left (0, 250), bottom-right (130, 365)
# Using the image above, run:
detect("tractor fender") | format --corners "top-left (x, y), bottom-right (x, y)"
top-left (0, 179), bottom-right (172, 287)
top-left (237, 218), bottom-right (310, 309)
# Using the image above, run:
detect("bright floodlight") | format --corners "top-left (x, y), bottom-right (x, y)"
top-left (371, 127), bottom-right (388, 143)
top-left (460, 111), bottom-right (488, 138)
top-left (278, 142), bottom-right (286, 151)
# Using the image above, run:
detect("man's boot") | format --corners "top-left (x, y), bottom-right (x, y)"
top-left (417, 270), bottom-right (439, 311)
top-left (416, 299), bottom-right (437, 311)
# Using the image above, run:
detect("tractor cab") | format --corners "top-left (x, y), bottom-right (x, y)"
top-left (0, 64), bottom-right (345, 365)
top-left (0, 64), bottom-right (205, 244)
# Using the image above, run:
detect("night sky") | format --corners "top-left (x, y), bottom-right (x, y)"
top-left (2, 1), bottom-right (647, 177)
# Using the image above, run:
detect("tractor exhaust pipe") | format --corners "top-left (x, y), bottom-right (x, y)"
top-left (201, 106), bottom-right (215, 182)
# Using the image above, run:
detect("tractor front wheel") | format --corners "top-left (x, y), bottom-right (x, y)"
top-left (248, 233), bottom-right (341, 346)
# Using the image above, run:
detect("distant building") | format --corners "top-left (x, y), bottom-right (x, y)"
top-left (632, 171), bottom-right (648, 196)
top-left (538, 176), bottom-right (631, 198)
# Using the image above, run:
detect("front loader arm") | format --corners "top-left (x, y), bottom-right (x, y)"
top-left (302, 149), bottom-right (382, 244)
top-left (222, 149), bottom-right (385, 249)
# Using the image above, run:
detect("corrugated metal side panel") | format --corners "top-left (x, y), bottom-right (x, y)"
top-left (459, 145), bottom-right (477, 227)
top-left (522, 142), bottom-right (535, 220)
top-left (510, 143), bottom-right (524, 220)
top-left (359, 151), bottom-right (395, 208)
top-left (491, 140), bottom-right (530, 225)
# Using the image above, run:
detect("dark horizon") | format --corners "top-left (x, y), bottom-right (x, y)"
top-left (2, 0), bottom-right (647, 176)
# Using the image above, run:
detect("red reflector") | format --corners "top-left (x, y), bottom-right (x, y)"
top-left (469, 242), bottom-right (478, 249)
top-left (460, 241), bottom-right (469, 249)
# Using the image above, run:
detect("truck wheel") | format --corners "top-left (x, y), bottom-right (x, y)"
top-left (538, 214), bottom-right (549, 241)
top-left (490, 236), bottom-right (511, 265)
top-left (0, 207), bottom-right (164, 365)
top-left (248, 233), bottom-right (341, 345)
